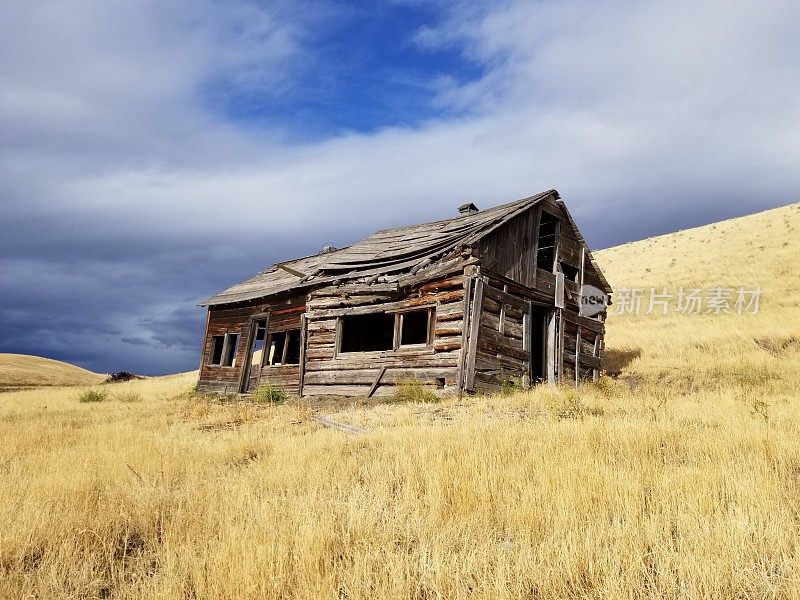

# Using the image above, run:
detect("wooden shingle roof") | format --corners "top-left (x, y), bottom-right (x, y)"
top-left (201, 189), bottom-right (608, 306)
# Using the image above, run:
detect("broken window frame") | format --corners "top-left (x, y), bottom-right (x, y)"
top-left (208, 332), bottom-right (240, 367)
top-left (536, 210), bottom-right (559, 273)
top-left (395, 307), bottom-right (434, 348)
top-left (249, 319), bottom-right (268, 369)
top-left (264, 328), bottom-right (302, 366)
top-left (208, 335), bottom-right (226, 366)
top-left (559, 261), bottom-right (580, 283)
top-left (336, 306), bottom-right (435, 355)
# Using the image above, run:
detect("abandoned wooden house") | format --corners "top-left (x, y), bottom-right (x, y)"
top-left (197, 189), bottom-right (612, 397)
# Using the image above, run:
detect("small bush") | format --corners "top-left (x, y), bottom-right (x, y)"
top-left (500, 376), bottom-right (525, 396)
top-left (253, 384), bottom-right (287, 404)
top-left (78, 388), bottom-right (108, 403)
top-left (394, 380), bottom-right (440, 403)
top-left (114, 391), bottom-right (143, 403)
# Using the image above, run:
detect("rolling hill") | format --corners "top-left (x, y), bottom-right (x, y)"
top-left (0, 353), bottom-right (105, 390)
top-left (595, 201), bottom-right (800, 389)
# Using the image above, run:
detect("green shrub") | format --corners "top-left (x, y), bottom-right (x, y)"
top-left (252, 384), bottom-right (287, 404)
top-left (394, 379), bottom-right (440, 403)
top-left (500, 376), bottom-right (525, 396)
top-left (78, 388), bottom-right (108, 403)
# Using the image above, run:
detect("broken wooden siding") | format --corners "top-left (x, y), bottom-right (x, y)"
top-left (302, 276), bottom-right (466, 397)
top-left (468, 278), bottom-right (531, 393)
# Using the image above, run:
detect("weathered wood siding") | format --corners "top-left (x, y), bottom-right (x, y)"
top-left (302, 276), bottom-right (466, 397)
top-left (470, 280), bottom-right (531, 393)
top-left (197, 293), bottom-right (306, 394)
top-left (249, 305), bottom-right (304, 395)
top-left (197, 304), bottom-right (254, 394)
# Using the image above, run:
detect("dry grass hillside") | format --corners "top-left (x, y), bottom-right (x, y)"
top-left (1, 203), bottom-right (800, 599)
top-left (0, 353), bottom-right (105, 391)
top-left (595, 201), bottom-right (800, 392)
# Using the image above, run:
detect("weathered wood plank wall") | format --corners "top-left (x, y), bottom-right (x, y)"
top-left (302, 276), bottom-right (466, 397)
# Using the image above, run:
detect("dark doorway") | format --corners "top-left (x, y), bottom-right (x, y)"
top-left (530, 307), bottom-right (549, 384)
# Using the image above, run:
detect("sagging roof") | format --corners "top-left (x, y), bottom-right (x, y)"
top-left (201, 189), bottom-right (610, 306)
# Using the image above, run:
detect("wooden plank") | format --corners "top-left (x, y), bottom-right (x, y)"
top-left (436, 302), bottom-right (464, 322)
top-left (579, 354), bottom-right (602, 369)
top-left (546, 310), bottom-right (556, 384)
top-left (557, 309), bottom-right (564, 383)
top-left (482, 312), bottom-right (524, 339)
top-left (555, 272), bottom-right (565, 309)
top-left (477, 335), bottom-right (528, 362)
top-left (523, 300), bottom-right (531, 387)
top-left (434, 320), bottom-right (463, 337)
top-left (298, 314), bottom-right (307, 396)
top-left (483, 285), bottom-right (529, 310)
top-left (367, 366), bottom-right (388, 398)
top-left (305, 350), bottom-right (460, 371)
top-left (475, 351), bottom-right (527, 372)
top-left (433, 336), bottom-right (461, 352)
top-left (418, 275), bottom-right (465, 294)
top-left (561, 311), bottom-right (604, 334)
top-left (304, 367), bottom-right (457, 386)
top-left (531, 206), bottom-right (542, 287)
top-left (575, 326), bottom-right (581, 386)
top-left (464, 277), bottom-right (484, 391)
top-left (308, 291), bottom-right (463, 319)
top-left (312, 415), bottom-right (370, 435)
top-left (456, 276), bottom-right (473, 395)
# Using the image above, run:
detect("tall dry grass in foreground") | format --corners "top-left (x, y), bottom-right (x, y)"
top-left (1, 203), bottom-right (799, 599)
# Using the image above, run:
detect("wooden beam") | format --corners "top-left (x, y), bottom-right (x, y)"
top-left (575, 326), bottom-right (581, 386)
top-left (546, 310), bottom-right (555, 384)
top-left (298, 314), bottom-right (307, 397)
top-left (312, 415), bottom-right (369, 435)
top-left (464, 277), bottom-right (484, 391)
top-left (456, 276), bottom-right (474, 395)
top-left (367, 366), bottom-right (388, 398)
top-left (276, 263), bottom-right (307, 278)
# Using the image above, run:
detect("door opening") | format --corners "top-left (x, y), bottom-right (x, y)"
top-left (530, 307), bottom-right (549, 384)
top-left (243, 319), bottom-right (267, 393)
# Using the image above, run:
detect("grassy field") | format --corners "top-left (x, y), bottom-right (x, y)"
top-left (0, 353), bottom-right (105, 391)
top-left (1, 203), bottom-right (799, 599)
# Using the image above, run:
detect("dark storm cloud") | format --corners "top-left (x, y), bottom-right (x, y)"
top-left (2, 0), bottom-right (800, 374)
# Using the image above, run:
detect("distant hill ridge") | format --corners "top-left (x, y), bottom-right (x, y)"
top-left (0, 353), bottom-right (105, 391)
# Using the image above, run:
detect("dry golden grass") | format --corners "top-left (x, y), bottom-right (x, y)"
top-left (0, 353), bottom-right (105, 391)
top-left (1, 203), bottom-right (799, 599)
top-left (594, 201), bottom-right (800, 392)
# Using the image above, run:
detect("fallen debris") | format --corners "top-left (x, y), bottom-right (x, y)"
top-left (311, 415), bottom-right (370, 435)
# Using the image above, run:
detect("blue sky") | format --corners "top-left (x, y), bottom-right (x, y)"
top-left (206, 2), bottom-right (485, 137)
top-left (1, 0), bottom-right (799, 374)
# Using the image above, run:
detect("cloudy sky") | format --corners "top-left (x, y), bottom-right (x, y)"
top-left (2, 0), bottom-right (799, 375)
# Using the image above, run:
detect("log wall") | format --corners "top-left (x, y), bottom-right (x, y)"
top-left (302, 276), bottom-right (466, 397)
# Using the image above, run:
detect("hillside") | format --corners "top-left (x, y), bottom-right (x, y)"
top-left (2, 203), bottom-right (800, 599)
top-left (0, 353), bottom-right (105, 390)
top-left (595, 202), bottom-right (800, 390)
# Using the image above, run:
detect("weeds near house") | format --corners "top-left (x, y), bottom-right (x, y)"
top-left (393, 379), bottom-right (440, 403)
top-left (252, 383), bottom-right (287, 404)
